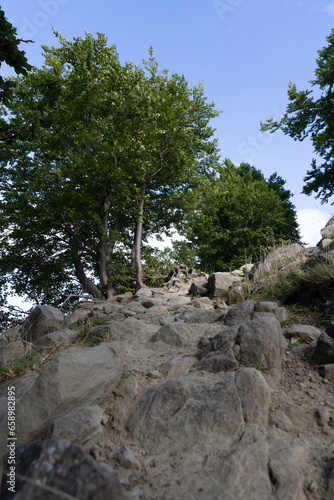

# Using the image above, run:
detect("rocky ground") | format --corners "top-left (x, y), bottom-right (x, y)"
top-left (1, 274), bottom-right (334, 500)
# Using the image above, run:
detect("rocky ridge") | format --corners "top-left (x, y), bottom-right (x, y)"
top-left (0, 246), bottom-right (334, 499)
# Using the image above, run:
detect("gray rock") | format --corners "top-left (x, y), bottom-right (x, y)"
top-left (191, 297), bottom-right (214, 309)
top-left (0, 343), bottom-right (122, 449)
top-left (0, 438), bottom-right (131, 500)
top-left (268, 445), bottom-right (310, 500)
top-left (114, 445), bottom-right (141, 470)
top-left (319, 363), bottom-right (334, 381)
top-left (312, 332), bottom-right (334, 365)
top-left (127, 368), bottom-right (270, 454)
top-left (286, 324), bottom-right (322, 342)
top-left (198, 325), bottom-right (240, 359)
top-left (250, 243), bottom-right (306, 281)
top-left (87, 317), bottom-right (159, 343)
top-left (189, 279), bottom-right (209, 296)
top-left (239, 313), bottom-right (286, 382)
top-left (165, 296), bottom-right (192, 311)
top-left (150, 323), bottom-right (224, 347)
top-left (136, 305), bottom-right (169, 320)
top-left (32, 328), bottom-right (77, 351)
top-left (0, 326), bottom-right (20, 344)
top-left (175, 308), bottom-right (225, 324)
top-left (124, 301), bottom-right (146, 314)
top-left (160, 356), bottom-right (195, 379)
top-left (138, 297), bottom-right (165, 308)
top-left (207, 272), bottom-right (242, 298)
top-left (195, 341), bottom-right (239, 373)
top-left (135, 288), bottom-right (153, 298)
top-left (269, 409), bottom-right (293, 432)
top-left (0, 341), bottom-right (24, 364)
top-left (51, 406), bottom-right (104, 448)
top-left (224, 300), bottom-right (256, 326)
top-left (21, 305), bottom-right (64, 342)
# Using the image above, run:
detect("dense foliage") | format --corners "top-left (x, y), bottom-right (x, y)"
top-left (183, 160), bottom-right (300, 272)
top-left (0, 31), bottom-right (220, 306)
top-left (261, 29), bottom-right (334, 204)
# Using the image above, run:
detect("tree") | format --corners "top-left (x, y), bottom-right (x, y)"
top-left (0, 8), bottom-right (32, 103)
top-left (184, 160), bottom-right (300, 272)
top-left (261, 29), bottom-right (334, 204)
top-left (0, 32), bottom-right (220, 306)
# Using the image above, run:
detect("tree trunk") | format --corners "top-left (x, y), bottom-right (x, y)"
top-left (134, 193), bottom-right (147, 289)
top-left (70, 237), bottom-right (106, 301)
top-left (96, 198), bottom-right (119, 299)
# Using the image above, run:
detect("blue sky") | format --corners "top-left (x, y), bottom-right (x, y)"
top-left (2, 0), bottom-right (334, 245)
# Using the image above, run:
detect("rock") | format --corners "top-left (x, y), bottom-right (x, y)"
top-left (135, 288), bottom-right (153, 297)
top-left (0, 439), bottom-right (131, 500)
top-left (191, 297), bottom-right (214, 309)
top-left (21, 305), bottom-right (64, 342)
top-left (51, 406), bottom-right (104, 448)
top-left (0, 340), bottom-right (24, 364)
top-left (138, 297), bottom-right (165, 308)
top-left (160, 356), bottom-right (195, 379)
top-left (165, 296), bottom-right (192, 311)
top-left (150, 323), bottom-right (224, 347)
top-left (319, 215), bottom-right (334, 247)
top-left (135, 305), bottom-right (169, 320)
top-left (207, 272), bottom-right (242, 298)
top-left (0, 326), bottom-right (20, 344)
top-left (0, 343), bottom-right (123, 449)
top-left (174, 308), bottom-right (225, 324)
top-left (325, 321), bottom-right (334, 338)
top-left (312, 332), bottom-right (334, 364)
top-left (198, 325), bottom-right (240, 359)
top-left (286, 324), bottom-right (322, 342)
top-left (195, 341), bottom-right (239, 373)
top-left (189, 279), bottom-right (209, 296)
top-left (224, 300), bottom-right (256, 326)
top-left (127, 368), bottom-right (270, 454)
top-left (124, 300), bottom-right (146, 314)
top-left (318, 363), bottom-right (334, 381)
top-left (108, 292), bottom-right (133, 305)
top-left (249, 243), bottom-right (306, 281)
top-left (228, 284), bottom-right (248, 303)
top-left (114, 445), bottom-right (141, 470)
top-left (238, 313), bottom-right (286, 382)
top-left (32, 328), bottom-right (77, 351)
top-left (269, 409), bottom-right (293, 432)
top-left (268, 445), bottom-right (310, 500)
top-left (87, 317), bottom-right (159, 343)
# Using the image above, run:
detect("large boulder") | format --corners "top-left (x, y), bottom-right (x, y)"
top-left (150, 323), bottom-right (225, 347)
top-left (197, 311), bottom-right (286, 384)
top-left (249, 243), bottom-right (306, 281)
top-left (127, 367), bottom-right (270, 454)
top-left (0, 343), bottom-right (123, 450)
top-left (207, 272), bottom-right (242, 298)
top-left (318, 215), bottom-right (334, 249)
top-left (21, 305), bottom-right (64, 342)
top-left (0, 439), bottom-right (131, 500)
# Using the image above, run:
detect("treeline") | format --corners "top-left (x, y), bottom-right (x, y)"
top-left (0, 13), bottom-right (303, 313)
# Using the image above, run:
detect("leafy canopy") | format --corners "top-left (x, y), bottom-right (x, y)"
top-left (184, 160), bottom-right (300, 272)
top-left (261, 29), bottom-right (334, 204)
top-left (0, 31), bottom-right (221, 309)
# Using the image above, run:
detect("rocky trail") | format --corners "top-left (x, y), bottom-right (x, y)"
top-left (0, 259), bottom-right (334, 499)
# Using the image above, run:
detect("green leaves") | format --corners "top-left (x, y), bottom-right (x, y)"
top-left (0, 31), bottom-right (221, 303)
top-left (185, 160), bottom-right (300, 272)
top-left (262, 29), bottom-right (334, 204)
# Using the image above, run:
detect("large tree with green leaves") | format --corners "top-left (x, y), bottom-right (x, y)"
top-left (0, 31), bottom-right (220, 306)
top-left (184, 160), bottom-right (300, 272)
top-left (261, 29), bottom-right (334, 204)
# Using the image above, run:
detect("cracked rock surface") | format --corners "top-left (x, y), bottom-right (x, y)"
top-left (1, 282), bottom-right (334, 499)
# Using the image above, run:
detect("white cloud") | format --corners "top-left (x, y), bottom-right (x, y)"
top-left (297, 208), bottom-right (332, 247)
top-left (324, 1), bottom-right (334, 15)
